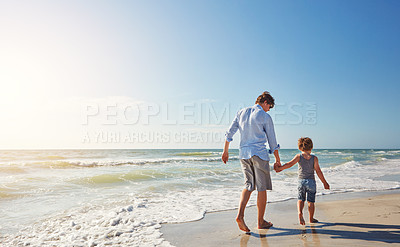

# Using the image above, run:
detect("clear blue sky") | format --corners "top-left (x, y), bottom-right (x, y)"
top-left (0, 1), bottom-right (399, 149)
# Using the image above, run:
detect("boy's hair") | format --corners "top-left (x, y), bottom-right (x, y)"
top-left (255, 91), bottom-right (275, 108)
top-left (298, 137), bottom-right (313, 151)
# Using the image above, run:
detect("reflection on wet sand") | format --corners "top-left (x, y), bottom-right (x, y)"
top-left (239, 225), bottom-right (325, 247)
top-left (240, 229), bottom-right (270, 247)
top-left (300, 225), bottom-right (321, 247)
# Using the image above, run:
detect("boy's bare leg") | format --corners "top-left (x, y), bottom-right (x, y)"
top-left (308, 202), bottom-right (318, 223)
top-left (257, 191), bottom-right (272, 228)
top-left (297, 200), bottom-right (305, 225)
top-left (236, 189), bottom-right (252, 232)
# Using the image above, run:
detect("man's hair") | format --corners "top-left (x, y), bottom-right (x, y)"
top-left (255, 91), bottom-right (275, 108)
top-left (298, 137), bottom-right (313, 151)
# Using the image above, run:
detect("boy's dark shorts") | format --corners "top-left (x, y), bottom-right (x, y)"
top-left (240, 155), bottom-right (272, 192)
top-left (298, 179), bottom-right (316, 203)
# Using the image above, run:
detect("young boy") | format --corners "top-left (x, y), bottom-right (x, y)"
top-left (275, 137), bottom-right (329, 225)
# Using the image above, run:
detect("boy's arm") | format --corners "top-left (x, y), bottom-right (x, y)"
top-left (314, 156), bottom-right (330, 189)
top-left (277, 154), bottom-right (300, 172)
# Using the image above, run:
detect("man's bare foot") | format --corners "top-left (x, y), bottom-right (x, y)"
top-left (298, 213), bottom-right (305, 225)
top-left (310, 218), bottom-right (319, 223)
top-left (258, 220), bottom-right (273, 229)
top-left (236, 217), bottom-right (250, 232)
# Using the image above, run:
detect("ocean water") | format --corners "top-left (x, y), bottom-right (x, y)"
top-left (0, 149), bottom-right (399, 246)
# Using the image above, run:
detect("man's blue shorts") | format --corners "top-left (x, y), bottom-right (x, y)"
top-left (298, 179), bottom-right (316, 203)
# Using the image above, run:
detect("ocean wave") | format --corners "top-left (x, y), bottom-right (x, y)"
top-left (323, 160), bottom-right (365, 173)
top-left (0, 198), bottom-right (175, 247)
top-left (0, 166), bottom-right (28, 174)
top-left (314, 150), bottom-right (344, 155)
top-left (70, 172), bottom-right (166, 185)
top-left (386, 150), bottom-right (400, 155)
top-left (1, 158), bottom-right (400, 247)
top-left (0, 156), bottom-right (239, 169)
top-left (70, 168), bottom-right (240, 186)
top-left (175, 151), bottom-right (221, 156)
top-left (0, 188), bottom-right (25, 200)
top-left (0, 192), bottom-right (21, 200)
top-left (64, 156), bottom-right (238, 167)
top-left (34, 155), bottom-right (67, 160)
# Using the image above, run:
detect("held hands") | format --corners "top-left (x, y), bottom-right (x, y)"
top-left (274, 162), bottom-right (282, 172)
top-left (221, 151), bottom-right (229, 164)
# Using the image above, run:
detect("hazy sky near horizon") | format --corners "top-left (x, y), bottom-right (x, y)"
top-left (0, 0), bottom-right (399, 149)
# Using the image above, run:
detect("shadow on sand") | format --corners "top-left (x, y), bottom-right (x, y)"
top-left (240, 222), bottom-right (400, 246)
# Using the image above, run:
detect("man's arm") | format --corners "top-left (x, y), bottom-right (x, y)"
top-left (222, 140), bottom-right (230, 164)
top-left (263, 114), bottom-right (281, 170)
top-left (276, 154), bottom-right (300, 172)
top-left (273, 149), bottom-right (281, 170)
top-left (222, 112), bottom-right (239, 164)
top-left (264, 114), bottom-right (280, 158)
top-left (314, 157), bottom-right (330, 189)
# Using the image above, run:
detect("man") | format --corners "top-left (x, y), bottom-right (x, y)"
top-left (222, 91), bottom-right (281, 232)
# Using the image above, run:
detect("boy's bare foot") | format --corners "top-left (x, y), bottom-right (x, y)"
top-left (298, 213), bottom-right (305, 225)
top-left (236, 217), bottom-right (250, 232)
top-left (310, 218), bottom-right (319, 223)
top-left (258, 220), bottom-right (273, 229)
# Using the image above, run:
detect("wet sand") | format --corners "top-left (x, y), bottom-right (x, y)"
top-left (161, 190), bottom-right (400, 246)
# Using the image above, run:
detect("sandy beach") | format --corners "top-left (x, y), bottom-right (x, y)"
top-left (161, 190), bottom-right (400, 246)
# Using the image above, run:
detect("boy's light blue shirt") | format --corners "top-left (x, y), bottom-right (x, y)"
top-left (225, 104), bottom-right (280, 161)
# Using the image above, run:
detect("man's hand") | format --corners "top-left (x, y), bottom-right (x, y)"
top-left (274, 162), bottom-right (282, 172)
top-left (222, 151), bottom-right (229, 164)
top-left (323, 182), bottom-right (330, 190)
